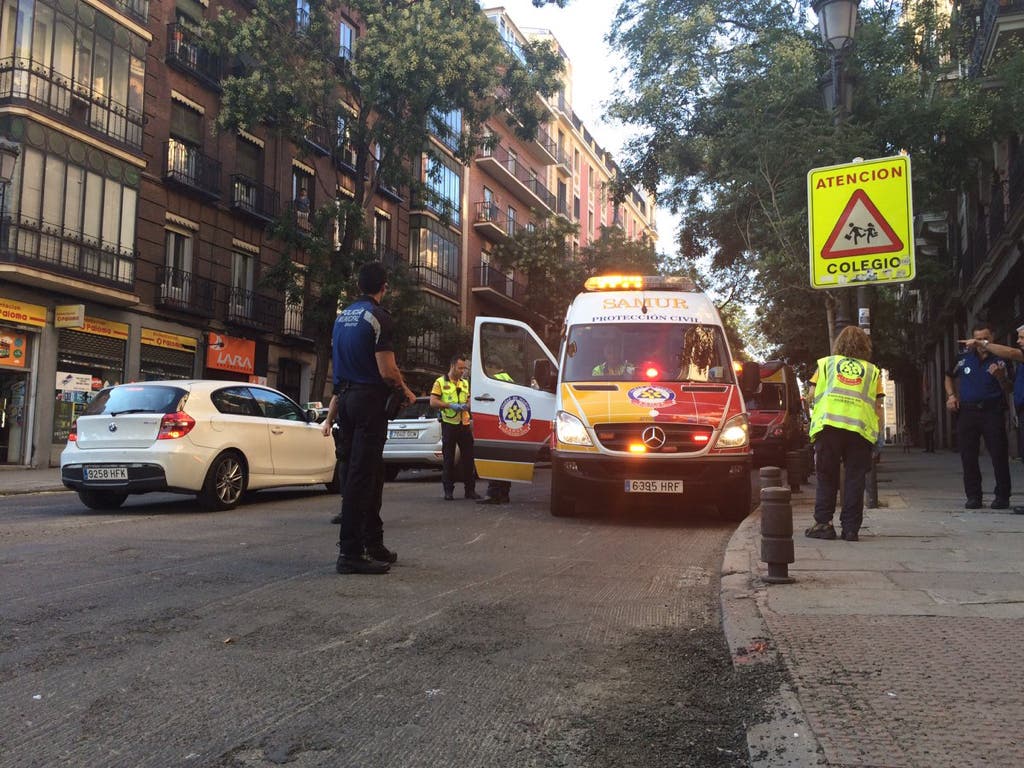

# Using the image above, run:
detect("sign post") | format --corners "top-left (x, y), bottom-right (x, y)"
top-left (807, 155), bottom-right (914, 289)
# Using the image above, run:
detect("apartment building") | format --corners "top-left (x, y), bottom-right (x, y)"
top-left (0, 2), bottom-right (655, 467)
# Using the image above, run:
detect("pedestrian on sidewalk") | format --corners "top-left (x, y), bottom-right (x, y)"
top-left (920, 399), bottom-right (936, 453)
top-left (900, 421), bottom-right (912, 453)
top-left (948, 322), bottom-right (1013, 510)
top-left (805, 326), bottom-right (884, 542)
top-left (430, 355), bottom-right (479, 501)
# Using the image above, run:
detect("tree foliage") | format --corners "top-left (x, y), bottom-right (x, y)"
top-left (203, 0), bottom-right (563, 397)
top-left (605, 0), bottom-right (1024, 381)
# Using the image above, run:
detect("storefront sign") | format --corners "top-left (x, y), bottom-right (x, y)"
top-left (0, 297), bottom-right (46, 328)
top-left (0, 331), bottom-right (28, 368)
top-left (248, 374), bottom-right (267, 385)
top-left (54, 304), bottom-right (86, 328)
top-left (142, 328), bottom-right (198, 353)
top-left (207, 332), bottom-right (255, 375)
top-left (56, 371), bottom-right (94, 392)
top-left (81, 316), bottom-right (130, 340)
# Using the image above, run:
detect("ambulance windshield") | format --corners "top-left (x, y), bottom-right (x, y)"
top-left (563, 323), bottom-right (735, 384)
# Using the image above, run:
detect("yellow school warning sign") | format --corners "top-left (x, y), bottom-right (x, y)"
top-left (807, 155), bottom-right (914, 288)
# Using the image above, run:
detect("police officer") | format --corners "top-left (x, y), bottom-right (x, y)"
top-left (478, 359), bottom-right (514, 505)
top-left (332, 262), bottom-right (415, 574)
top-left (805, 326), bottom-right (884, 542)
top-left (946, 322), bottom-right (1013, 510)
top-left (430, 354), bottom-right (479, 501)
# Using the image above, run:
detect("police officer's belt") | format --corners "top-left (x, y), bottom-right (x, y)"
top-left (960, 398), bottom-right (1003, 411)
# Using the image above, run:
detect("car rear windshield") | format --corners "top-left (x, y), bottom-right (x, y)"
top-left (394, 399), bottom-right (438, 420)
top-left (746, 382), bottom-right (785, 411)
top-left (82, 385), bottom-right (188, 416)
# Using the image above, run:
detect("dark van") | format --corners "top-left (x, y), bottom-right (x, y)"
top-left (746, 361), bottom-right (807, 466)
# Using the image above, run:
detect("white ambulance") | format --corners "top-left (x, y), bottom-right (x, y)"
top-left (470, 275), bottom-right (760, 519)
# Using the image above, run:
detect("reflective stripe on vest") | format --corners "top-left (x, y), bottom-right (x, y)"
top-left (434, 375), bottom-right (470, 425)
top-left (809, 355), bottom-right (880, 443)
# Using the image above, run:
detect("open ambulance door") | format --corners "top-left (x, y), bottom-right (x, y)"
top-left (471, 317), bottom-right (558, 483)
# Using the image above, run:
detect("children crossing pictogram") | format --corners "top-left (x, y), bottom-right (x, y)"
top-left (821, 189), bottom-right (903, 259)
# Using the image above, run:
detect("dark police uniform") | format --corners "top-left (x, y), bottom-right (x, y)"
top-left (948, 350), bottom-right (1011, 506)
top-left (1014, 361), bottom-right (1024, 462)
top-left (332, 294), bottom-right (394, 558)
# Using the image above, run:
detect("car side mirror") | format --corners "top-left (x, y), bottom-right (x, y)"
top-left (306, 408), bottom-right (321, 422)
top-left (740, 362), bottom-right (760, 397)
top-left (533, 359), bottom-right (558, 393)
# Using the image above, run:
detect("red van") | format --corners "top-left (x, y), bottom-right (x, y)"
top-left (745, 361), bottom-right (807, 467)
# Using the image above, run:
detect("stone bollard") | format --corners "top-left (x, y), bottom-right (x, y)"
top-left (786, 450), bottom-right (804, 493)
top-left (760, 487), bottom-right (795, 584)
top-left (759, 465), bottom-right (782, 492)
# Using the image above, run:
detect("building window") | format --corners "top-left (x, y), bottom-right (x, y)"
top-left (410, 215), bottom-right (459, 297)
top-left (229, 251), bottom-right (256, 319)
top-left (296, 0), bottom-right (310, 31)
top-left (168, 100), bottom-right (204, 184)
top-left (292, 168), bottom-right (313, 230)
top-left (424, 156), bottom-right (461, 227)
top-left (432, 108), bottom-right (462, 152)
top-left (373, 212), bottom-right (391, 256)
top-left (162, 227), bottom-right (193, 301)
top-left (507, 205), bottom-right (517, 236)
top-left (283, 267), bottom-right (305, 335)
top-left (339, 20), bottom-right (354, 59)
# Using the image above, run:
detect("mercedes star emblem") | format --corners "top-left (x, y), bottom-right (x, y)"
top-left (641, 425), bottom-right (666, 449)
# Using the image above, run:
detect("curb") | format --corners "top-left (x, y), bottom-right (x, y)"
top-left (720, 506), bottom-right (826, 767)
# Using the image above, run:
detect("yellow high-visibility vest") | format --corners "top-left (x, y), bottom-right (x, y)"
top-left (809, 355), bottom-right (881, 443)
top-left (432, 375), bottom-right (470, 425)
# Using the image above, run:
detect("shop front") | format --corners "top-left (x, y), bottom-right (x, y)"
top-left (204, 332), bottom-right (264, 383)
top-left (140, 328), bottom-right (198, 380)
top-left (0, 297), bottom-right (46, 465)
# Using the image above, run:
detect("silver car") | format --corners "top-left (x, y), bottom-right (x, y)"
top-left (382, 396), bottom-right (460, 480)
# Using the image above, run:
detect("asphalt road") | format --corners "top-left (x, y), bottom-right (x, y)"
top-left (1, 469), bottom-right (765, 768)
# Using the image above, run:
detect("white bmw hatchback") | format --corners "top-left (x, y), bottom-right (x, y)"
top-left (60, 380), bottom-right (339, 510)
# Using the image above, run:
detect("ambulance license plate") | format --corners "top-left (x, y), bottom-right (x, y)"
top-left (85, 466), bottom-right (128, 481)
top-left (624, 479), bottom-right (683, 494)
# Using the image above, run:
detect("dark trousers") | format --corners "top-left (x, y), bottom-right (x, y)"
top-left (441, 422), bottom-right (475, 494)
top-left (486, 479), bottom-right (511, 500)
top-left (922, 429), bottom-right (935, 453)
top-left (813, 426), bottom-right (874, 533)
top-left (1017, 407), bottom-right (1024, 462)
top-left (957, 406), bottom-right (1011, 502)
top-left (336, 387), bottom-right (388, 557)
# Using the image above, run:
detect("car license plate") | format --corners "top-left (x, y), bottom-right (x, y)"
top-left (84, 466), bottom-right (128, 481)
top-left (388, 430), bottom-right (417, 440)
top-left (624, 479), bottom-right (683, 494)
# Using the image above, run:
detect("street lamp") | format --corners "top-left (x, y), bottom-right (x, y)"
top-left (812, 0), bottom-right (860, 52)
top-left (0, 138), bottom-right (20, 250)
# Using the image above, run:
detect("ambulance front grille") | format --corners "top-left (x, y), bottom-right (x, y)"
top-left (593, 423), bottom-right (714, 453)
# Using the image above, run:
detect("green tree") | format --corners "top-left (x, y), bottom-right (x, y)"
top-left (204, 0), bottom-right (563, 398)
top-left (604, 0), bottom-right (1020, 378)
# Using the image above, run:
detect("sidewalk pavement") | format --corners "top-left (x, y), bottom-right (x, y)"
top-left (722, 449), bottom-right (1024, 767)
top-left (0, 464), bottom-right (66, 495)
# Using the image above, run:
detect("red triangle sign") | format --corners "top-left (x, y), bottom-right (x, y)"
top-left (821, 189), bottom-right (904, 258)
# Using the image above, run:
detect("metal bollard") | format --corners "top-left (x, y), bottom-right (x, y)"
top-left (760, 487), bottom-right (795, 584)
top-left (759, 465), bottom-right (782, 492)
top-left (785, 450), bottom-right (803, 493)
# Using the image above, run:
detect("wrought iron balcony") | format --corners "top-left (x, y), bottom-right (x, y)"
top-left (967, 0), bottom-right (1024, 78)
top-left (230, 174), bottom-right (279, 222)
top-left (166, 23), bottom-right (221, 90)
top-left (410, 262), bottom-right (459, 298)
top-left (472, 264), bottom-right (524, 305)
top-left (98, 0), bottom-right (149, 24)
top-left (226, 286), bottom-right (283, 331)
top-left (0, 57), bottom-right (144, 151)
top-left (156, 265), bottom-right (216, 315)
top-left (475, 143), bottom-right (556, 213)
top-left (303, 121), bottom-right (333, 155)
top-left (0, 214), bottom-right (135, 291)
top-left (164, 141), bottom-right (222, 200)
top-left (472, 201), bottom-right (519, 242)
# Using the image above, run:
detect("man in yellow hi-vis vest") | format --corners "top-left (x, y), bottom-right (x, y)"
top-left (805, 326), bottom-right (884, 542)
top-left (430, 354), bottom-right (479, 501)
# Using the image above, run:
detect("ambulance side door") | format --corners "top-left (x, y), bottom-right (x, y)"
top-left (471, 317), bottom-right (557, 483)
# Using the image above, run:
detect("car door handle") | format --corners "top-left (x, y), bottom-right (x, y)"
top-left (270, 427), bottom-right (284, 434)
top-left (474, 394), bottom-right (495, 402)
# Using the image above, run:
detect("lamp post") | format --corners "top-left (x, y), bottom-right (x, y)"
top-left (812, 0), bottom-right (861, 336)
top-left (0, 138), bottom-right (20, 251)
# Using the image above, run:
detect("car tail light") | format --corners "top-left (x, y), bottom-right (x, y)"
top-left (68, 421), bottom-right (78, 442)
top-left (158, 411), bottom-right (196, 439)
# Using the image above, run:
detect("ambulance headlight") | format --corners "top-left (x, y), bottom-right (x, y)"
top-left (716, 413), bottom-right (749, 448)
top-left (555, 411), bottom-right (593, 446)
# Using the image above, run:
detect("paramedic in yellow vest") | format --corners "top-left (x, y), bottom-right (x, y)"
top-left (804, 326), bottom-right (884, 542)
top-left (479, 359), bottom-right (515, 505)
top-left (592, 342), bottom-right (634, 377)
top-left (430, 354), bottom-right (479, 501)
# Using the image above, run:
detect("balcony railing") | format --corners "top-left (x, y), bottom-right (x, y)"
top-left (226, 286), bottom-right (283, 331)
top-left (410, 262), bottom-right (459, 298)
top-left (156, 265), bottom-right (216, 315)
top-left (99, 0), bottom-right (149, 24)
top-left (968, 0), bottom-right (1024, 77)
top-left (0, 214), bottom-right (134, 291)
top-left (166, 23), bottom-right (222, 90)
top-left (474, 264), bottom-right (524, 303)
top-left (472, 201), bottom-right (522, 241)
top-left (475, 144), bottom-right (556, 212)
top-left (303, 122), bottom-right (333, 155)
top-left (164, 141), bottom-right (222, 199)
top-left (230, 174), bottom-right (279, 222)
top-left (0, 57), bottom-right (143, 151)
